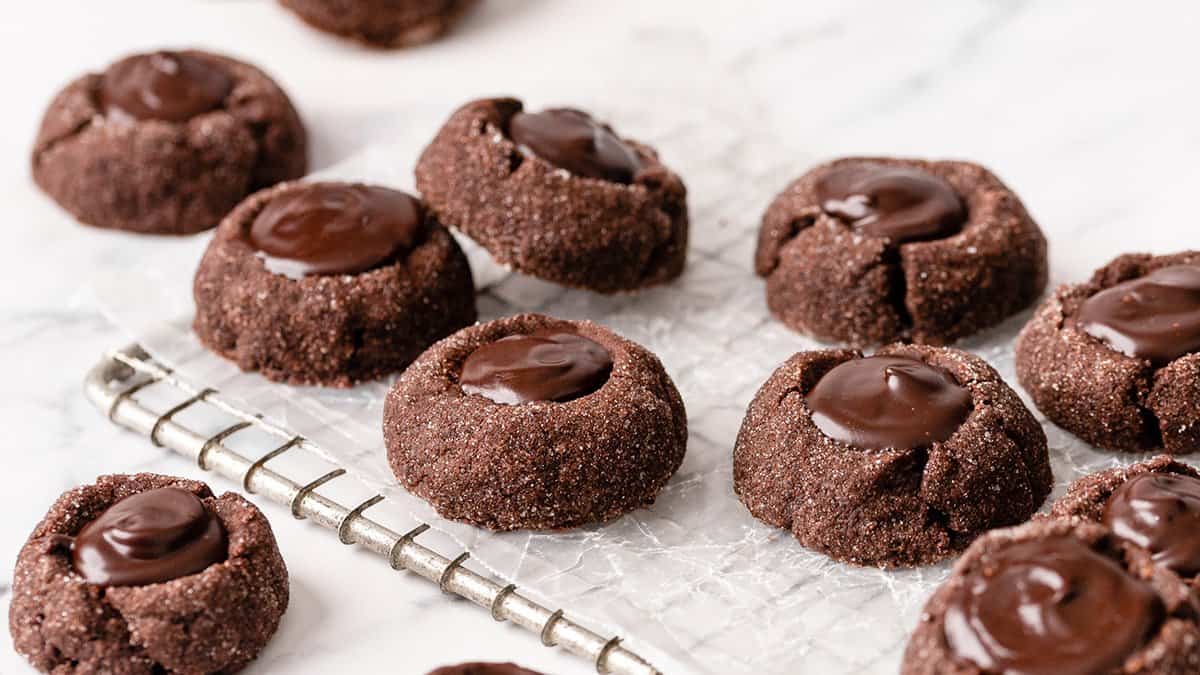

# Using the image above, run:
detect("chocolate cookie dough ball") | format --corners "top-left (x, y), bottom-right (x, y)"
top-left (1051, 456), bottom-right (1200, 585)
top-left (280, 0), bottom-right (474, 47)
top-left (32, 50), bottom-right (307, 235)
top-left (427, 663), bottom-right (542, 675)
top-left (9, 473), bottom-right (288, 674)
top-left (415, 98), bottom-right (689, 293)
top-left (756, 157), bottom-right (1048, 345)
top-left (733, 344), bottom-right (1051, 567)
top-left (384, 313), bottom-right (687, 530)
top-left (901, 518), bottom-right (1200, 675)
top-left (1016, 251), bottom-right (1200, 453)
top-left (194, 181), bottom-right (476, 386)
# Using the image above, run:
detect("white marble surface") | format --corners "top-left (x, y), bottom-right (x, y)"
top-left (3, 2), bottom-right (1200, 673)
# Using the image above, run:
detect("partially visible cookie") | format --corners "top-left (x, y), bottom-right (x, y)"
top-left (32, 50), bottom-right (307, 234)
top-left (194, 180), bottom-right (477, 387)
top-left (733, 344), bottom-right (1051, 567)
top-left (427, 663), bottom-right (543, 675)
top-left (901, 518), bottom-right (1200, 675)
top-left (1016, 251), bottom-right (1200, 452)
top-left (756, 157), bottom-right (1047, 345)
top-left (1051, 455), bottom-right (1200, 586)
top-left (384, 313), bottom-right (687, 530)
top-left (416, 98), bottom-right (688, 293)
top-left (280, 0), bottom-right (476, 48)
top-left (9, 473), bottom-right (288, 674)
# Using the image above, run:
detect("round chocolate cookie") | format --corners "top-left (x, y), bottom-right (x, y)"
top-left (384, 313), bottom-right (687, 530)
top-left (733, 343), bottom-right (1051, 567)
top-left (32, 49), bottom-right (307, 235)
top-left (1016, 251), bottom-right (1200, 453)
top-left (194, 180), bottom-right (476, 387)
top-left (427, 663), bottom-right (542, 675)
top-left (9, 473), bottom-right (288, 674)
top-left (755, 157), bottom-right (1048, 345)
top-left (415, 98), bottom-right (689, 293)
top-left (1051, 455), bottom-right (1200, 584)
top-left (901, 518), bottom-right (1200, 675)
top-left (280, 0), bottom-right (475, 48)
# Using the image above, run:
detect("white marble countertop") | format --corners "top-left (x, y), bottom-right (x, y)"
top-left (3, 2), bottom-right (1200, 673)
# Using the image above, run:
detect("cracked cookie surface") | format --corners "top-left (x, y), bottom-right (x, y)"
top-left (1015, 251), bottom-right (1200, 453)
top-left (415, 97), bottom-right (689, 293)
top-left (733, 344), bottom-right (1051, 567)
top-left (32, 50), bottom-right (307, 235)
top-left (756, 157), bottom-right (1047, 346)
top-left (8, 473), bottom-right (288, 674)
top-left (194, 180), bottom-right (477, 387)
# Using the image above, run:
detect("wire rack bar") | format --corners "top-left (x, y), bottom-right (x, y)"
top-left (83, 344), bottom-right (661, 675)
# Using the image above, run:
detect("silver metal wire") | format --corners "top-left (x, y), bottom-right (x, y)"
top-left (83, 344), bottom-right (662, 675)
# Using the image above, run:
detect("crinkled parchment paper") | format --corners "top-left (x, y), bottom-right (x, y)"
top-left (94, 99), bottom-right (1144, 674)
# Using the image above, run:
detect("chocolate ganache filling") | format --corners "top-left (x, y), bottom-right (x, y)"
top-left (245, 184), bottom-right (423, 279)
top-left (1077, 264), bottom-right (1200, 366)
top-left (508, 108), bottom-right (641, 184)
top-left (99, 51), bottom-right (232, 123)
top-left (1104, 472), bottom-right (1200, 577)
top-left (805, 355), bottom-right (971, 450)
top-left (816, 163), bottom-right (966, 243)
top-left (943, 536), bottom-right (1163, 675)
top-left (459, 329), bottom-right (613, 405)
top-left (71, 487), bottom-right (227, 586)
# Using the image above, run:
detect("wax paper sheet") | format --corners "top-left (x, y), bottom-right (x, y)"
top-left (93, 98), bottom-right (1146, 675)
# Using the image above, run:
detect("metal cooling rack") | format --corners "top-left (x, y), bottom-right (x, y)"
top-left (84, 343), bottom-right (661, 675)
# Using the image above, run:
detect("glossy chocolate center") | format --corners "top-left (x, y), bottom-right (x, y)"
top-left (459, 329), bottom-right (613, 405)
top-left (508, 108), bottom-right (641, 184)
top-left (815, 164), bottom-right (966, 243)
top-left (1104, 472), bottom-right (1200, 577)
top-left (71, 487), bottom-right (227, 587)
top-left (805, 355), bottom-right (971, 450)
top-left (245, 184), bottom-right (423, 279)
top-left (99, 51), bottom-right (232, 123)
top-left (943, 537), bottom-right (1163, 675)
top-left (1076, 264), bottom-right (1200, 366)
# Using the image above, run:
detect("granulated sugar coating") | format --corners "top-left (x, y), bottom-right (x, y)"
top-left (1016, 250), bottom-right (1200, 454)
top-left (900, 518), bottom-right (1200, 675)
top-left (193, 180), bottom-right (477, 387)
top-left (31, 50), bottom-right (307, 235)
top-left (9, 473), bottom-right (288, 674)
top-left (733, 343), bottom-right (1051, 567)
top-left (415, 98), bottom-right (689, 293)
top-left (756, 157), bottom-right (1047, 346)
top-left (384, 313), bottom-right (687, 531)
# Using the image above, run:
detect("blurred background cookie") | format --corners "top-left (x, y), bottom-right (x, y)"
top-left (279, 0), bottom-right (476, 48)
top-left (32, 50), bottom-right (307, 235)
